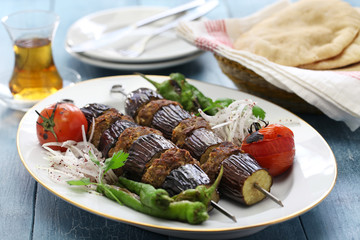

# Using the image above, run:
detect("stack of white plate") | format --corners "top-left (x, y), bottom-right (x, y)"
top-left (65, 7), bottom-right (203, 70)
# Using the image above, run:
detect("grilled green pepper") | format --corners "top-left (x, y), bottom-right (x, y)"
top-left (118, 176), bottom-right (173, 210)
top-left (172, 165), bottom-right (223, 208)
top-left (137, 72), bottom-right (234, 115)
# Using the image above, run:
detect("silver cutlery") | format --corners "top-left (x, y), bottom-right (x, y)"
top-left (67, 0), bottom-right (206, 53)
top-left (116, 0), bottom-right (219, 58)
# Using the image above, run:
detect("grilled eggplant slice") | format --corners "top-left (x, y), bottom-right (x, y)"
top-left (183, 128), bottom-right (222, 160)
top-left (98, 119), bottom-right (137, 158)
top-left (108, 126), bottom-right (163, 157)
top-left (151, 104), bottom-right (192, 139)
top-left (200, 142), bottom-right (242, 182)
top-left (141, 148), bottom-right (198, 188)
top-left (135, 99), bottom-right (181, 127)
top-left (123, 133), bottom-right (176, 181)
top-left (125, 88), bottom-right (163, 118)
top-left (88, 109), bottom-right (124, 148)
top-left (220, 153), bottom-right (273, 205)
top-left (81, 103), bottom-right (111, 127)
top-left (162, 164), bottom-right (210, 196)
top-left (172, 116), bottom-right (211, 147)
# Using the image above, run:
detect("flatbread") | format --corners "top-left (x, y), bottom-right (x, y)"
top-left (299, 8), bottom-right (360, 70)
top-left (299, 32), bottom-right (360, 70)
top-left (233, 0), bottom-right (360, 67)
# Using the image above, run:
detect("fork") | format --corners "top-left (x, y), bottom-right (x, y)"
top-left (117, 32), bottom-right (159, 58)
top-left (115, 0), bottom-right (219, 57)
top-left (116, 22), bottom-right (175, 58)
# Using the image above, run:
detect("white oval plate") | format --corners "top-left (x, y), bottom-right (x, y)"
top-left (66, 7), bottom-right (202, 63)
top-left (67, 50), bottom-right (203, 70)
top-left (17, 75), bottom-right (337, 239)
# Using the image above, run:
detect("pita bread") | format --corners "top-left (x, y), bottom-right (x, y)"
top-left (299, 8), bottom-right (360, 70)
top-left (299, 32), bottom-right (360, 69)
top-left (233, 0), bottom-right (360, 67)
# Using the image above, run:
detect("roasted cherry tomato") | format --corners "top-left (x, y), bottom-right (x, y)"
top-left (241, 124), bottom-right (295, 177)
top-left (36, 102), bottom-right (88, 151)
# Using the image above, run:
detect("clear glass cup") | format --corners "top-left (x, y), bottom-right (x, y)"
top-left (2, 10), bottom-right (63, 101)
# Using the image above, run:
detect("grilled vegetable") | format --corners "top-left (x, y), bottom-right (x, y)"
top-left (241, 124), bottom-right (295, 177)
top-left (172, 116), bottom-right (211, 147)
top-left (136, 99), bottom-right (180, 126)
top-left (89, 109), bottom-right (129, 148)
top-left (81, 103), bottom-right (111, 126)
top-left (122, 133), bottom-right (176, 181)
top-left (125, 87), bottom-right (163, 118)
top-left (220, 153), bottom-right (272, 205)
top-left (98, 119), bottom-right (137, 158)
top-left (138, 72), bottom-right (234, 115)
top-left (162, 164), bottom-right (210, 196)
top-left (171, 166), bottom-right (223, 209)
top-left (99, 183), bottom-right (209, 224)
top-left (141, 148), bottom-right (198, 188)
top-left (36, 102), bottom-right (88, 152)
top-left (200, 142), bottom-right (242, 182)
top-left (182, 128), bottom-right (222, 159)
top-left (118, 176), bottom-right (173, 210)
top-left (67, 148), bottom-right (209, 225)
top-left (151, 104), bottom-right (191, 139)
top-left (108, 126), bottom-right (162, 157)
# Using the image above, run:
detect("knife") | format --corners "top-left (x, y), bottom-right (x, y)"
top-left (143, 0), bottom-right (218, 38)
top-left (67, 0), bottom-right (207, 53)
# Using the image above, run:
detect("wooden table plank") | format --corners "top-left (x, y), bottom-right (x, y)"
top-left (0, 109), bottom-right (36, 240)
top-left (297, 114), bottom-right (360, 240)
top-left (32, 185), bottom-right (169, 240)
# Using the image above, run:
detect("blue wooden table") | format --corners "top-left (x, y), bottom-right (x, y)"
top-left (1, 0), bottom-right (359, 239)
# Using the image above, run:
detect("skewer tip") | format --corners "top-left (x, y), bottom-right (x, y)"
top-left (254, 183), bottom-right (284, 207)
top-left (211, 200), bottom-right (237, 223)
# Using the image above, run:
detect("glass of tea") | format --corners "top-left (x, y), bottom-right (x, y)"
top-left (2, 10), bottom-right (63, 101)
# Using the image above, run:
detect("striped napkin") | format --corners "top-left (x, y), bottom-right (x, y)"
top-left (176, 0), bottom-right (360, 131)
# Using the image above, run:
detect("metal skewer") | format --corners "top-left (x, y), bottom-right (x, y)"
top-left (110, 84), bottom-right (127, 96)
top-left (254, 183), bottom-right (284, 207)
top-left (211, 200), bottom-right (237, 223)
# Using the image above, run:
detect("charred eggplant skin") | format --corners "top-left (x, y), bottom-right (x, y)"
top-left (220, 153), bottom-right (272, 205)
top-left (81, 103), bottom-right (111, 126)
top-left (141, 148), bottom-right (198, 188)
top-left (162, 164), bottom-right (210, 196)
top-left (136, 99), bottom-right (180, 127)
top-left (123, 133), bottom-right (176, 181)
top-left (98, 120), bottom-right (138, 158)
top-left (183, 128), bottom-right (222, 160)
top-left (151, 104), bottom-right (191, 139)
top-left (125, 88), bottom-right (163, 118)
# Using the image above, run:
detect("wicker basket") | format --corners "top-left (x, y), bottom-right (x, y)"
top-left (214, 54), bottom-right (321, 114)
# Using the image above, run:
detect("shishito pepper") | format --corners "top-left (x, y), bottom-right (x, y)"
top-left (67, 150), bottom-right (210, 224)
top-left (172, 166), bottom-right (223, 208)
top-left (118, 176), bottom-right (173, 210)
top-left (97, 182), bottom-right (209, 224)
top-left (138, 72), bottom-right (234, 115)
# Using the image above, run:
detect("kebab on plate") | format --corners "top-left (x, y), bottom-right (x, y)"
top-left (121, 88), bottom-right (273, 206)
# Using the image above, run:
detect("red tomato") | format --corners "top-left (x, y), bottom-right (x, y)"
top-left (36, 102), bottom-right (88, 151)
top-left (241, 124), bottom-right (295, 177)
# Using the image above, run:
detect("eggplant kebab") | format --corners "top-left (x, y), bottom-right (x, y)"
top-left (80, 86), bottom-right (276, 208)
top-left (123, 88), bottom-right (275, 206)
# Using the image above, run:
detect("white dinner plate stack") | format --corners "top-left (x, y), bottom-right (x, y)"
top-left (65, 7), bottom-right (203, 70)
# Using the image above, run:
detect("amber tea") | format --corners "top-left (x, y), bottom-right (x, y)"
top-left (2, 10), bottom-right (63, 102)
top-left (9, 38), bottom-right (63, 101)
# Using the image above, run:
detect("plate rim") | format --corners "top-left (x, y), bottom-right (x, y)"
top-left (66, 6), bottom-right (202, 63)
top-left (16, 75), bottom-right (338, 234)
top-left (67, 50), bottom-right (203, 70)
